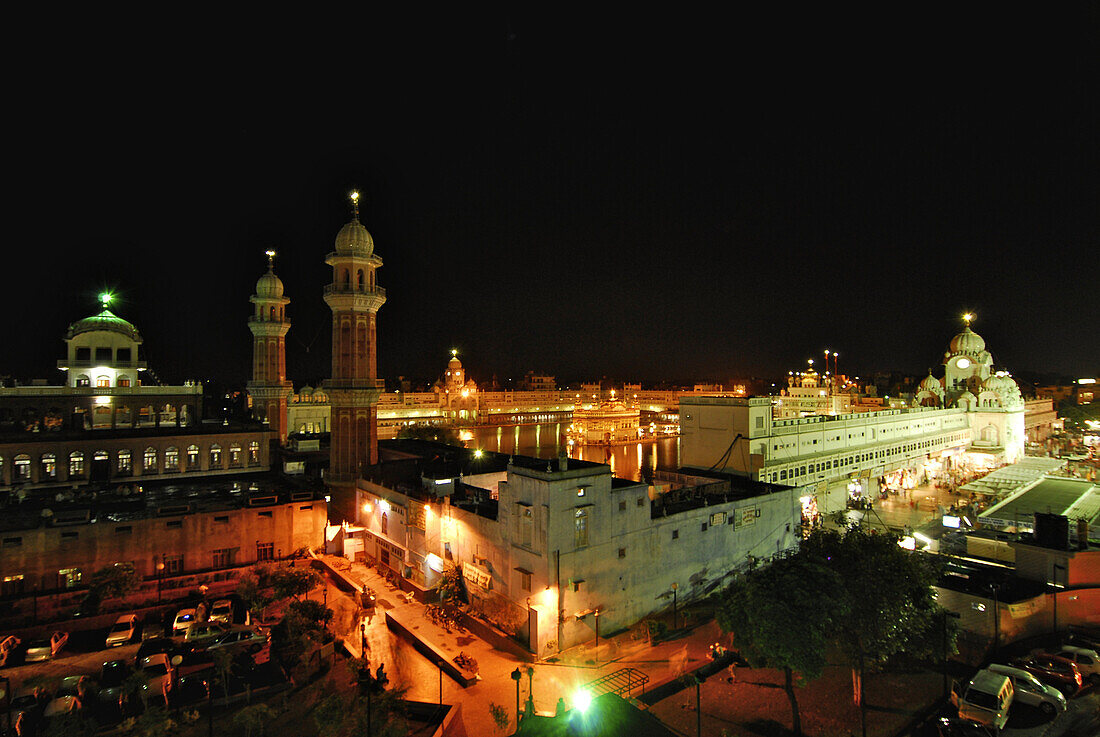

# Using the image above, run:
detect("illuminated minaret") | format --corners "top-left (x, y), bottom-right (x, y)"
top-left (324, 192), bottom-right (386, 513)
top-left (247, 250), bottom-right (292, 443)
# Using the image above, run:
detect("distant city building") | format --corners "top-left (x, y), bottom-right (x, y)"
top-left (246, 251), bottom-right (292, 443)
top-left (521, 371), bottom-right (556, 391)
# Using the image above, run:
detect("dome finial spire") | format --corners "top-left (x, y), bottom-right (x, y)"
top-left (349, 190), bottom-right (360, 221)
top-left (962, 311), bottom-right (975, 327)
top-left (99, 291), bottom-right (114, 310)
top-left (265, 249), bottom-right (276, 271)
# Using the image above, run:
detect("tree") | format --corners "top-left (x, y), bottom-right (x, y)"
top-left (236, 565), bottom-right (275, 617)
top-left (269, 565), bottom-right (320, 601)
top-left (715, 556), bottom-right (847, 737)
top-left (81, 564), bottom-right (142, 614)
top-left (313, 687), bottom-right (409, 737)
top-left (233, 703), bottom-right (275, 737)
top-left (436, 564), bottom-right (465, 606)
top-left (800, 527), bottom-right (950, 737)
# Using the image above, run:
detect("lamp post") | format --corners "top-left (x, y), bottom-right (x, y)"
top-left (693, 673), bottom-right (706, 737)
top-left (988, 583), bottom-right (1001, 655)
top-left (594, 609), bottom-right (600, 662)
top-left (525, 666), bottom-right (535, 717)
top-left (671, 583), bottom-right (678, 630)
top-left (156, 556), bottom-right (165, 603)
top-left (511, 667), bottom-right (522, 727)
top-left (1052, 562), bottom-right (1067, 635)
top-left (941, 610), bottom-right (961, 697)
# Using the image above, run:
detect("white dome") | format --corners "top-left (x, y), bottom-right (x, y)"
top-left (255, 268), bottom-right (284, 299)
top-left (334, 218), bottom-right (374, 257)
top-left (949, 326), bottom-right (986, 356)
top-left (919, 373), bottom-right (941, 392)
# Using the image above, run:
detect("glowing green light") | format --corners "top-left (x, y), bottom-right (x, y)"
top-left (573, 689), bottom-right (592, 713)
top-left (99, 292), bottom-right (114, 308)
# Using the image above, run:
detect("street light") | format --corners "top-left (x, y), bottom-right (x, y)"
top-left (525, 666), bottom-right (535, 717)
top-left (511, 668), bottom-right (523, 727)
top-left (671, 583), bottom-right (678, 630)
top-left (1052, 562), bottom-right (1067, 635)
top-left (941, 610), bottom-right (961, 697)
top-left (156, 555), bottom-right (165, 603)
top-left (988, 583), bottom-right (1001, 655)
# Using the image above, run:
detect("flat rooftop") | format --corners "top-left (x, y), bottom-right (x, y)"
top-left (0, 471), bottom-right (324, 532)
top-left (0, 420), bottom-right (270, 444)
top-left (980, 476), bottom-right (1100, 528)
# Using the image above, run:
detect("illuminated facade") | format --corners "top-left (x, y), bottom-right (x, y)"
top-left (323, 194), bottom-right (386, 516)
top-left (354, 443), bottom-right (802, 654)
top-left (568, 400), bottom-right (641, 444)
top-left (682, 319), bottom-right (1050, 513)
top-left (247, 252), bottom-right (293, 443)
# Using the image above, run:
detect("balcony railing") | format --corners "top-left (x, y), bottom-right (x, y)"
top-left (323, 284), bottom-right (387, 298)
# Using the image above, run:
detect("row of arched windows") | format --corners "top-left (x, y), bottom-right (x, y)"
top-left (340, 268), bottom-right (376, 291)
top-left (0, 441), bottom-right (261, 483)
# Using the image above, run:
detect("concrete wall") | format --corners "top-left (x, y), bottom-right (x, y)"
top-left (0, 500), bottom-right (326, 589)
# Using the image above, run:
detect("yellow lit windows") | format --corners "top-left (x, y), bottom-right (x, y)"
top-left (574, 508), bottom-right (589, 549)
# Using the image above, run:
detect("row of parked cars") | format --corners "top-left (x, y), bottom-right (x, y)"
top-left (0, 631), bottom-right (69, 668)
top-left (951, 634), bottom-right (1100, 733)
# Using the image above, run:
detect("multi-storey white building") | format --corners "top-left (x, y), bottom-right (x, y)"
top-left (682, 321), bottom-right (1052, 514)
top-left (353, 442), bottom-right (803, 654)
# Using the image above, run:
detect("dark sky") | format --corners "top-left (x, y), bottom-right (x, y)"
top-left (3, 9), bottom-right (1098, 389)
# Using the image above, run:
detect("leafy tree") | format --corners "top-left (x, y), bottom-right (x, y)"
top-left (488, 702), bottom-right (510, 735)
top-left (81, 564), bottom-right (142, 614)
top-left (235, 566), bottom-right (275, 617)
top-left (715, 556), bottom-right (847, 737)
top-left (313, 687), bottom-right (409, 737)
top-left (233, 703), bottom-right (276, 737)
top-left (397, 425), bottom-right (464, 446)
top-left (285, 599), bottom-right (334, 632)
top-left (800, 527), bottom-right (950, 736)
top-left (436, 564), bottom-right (465, 605)
top-left (211, 648), bottom-right (235, 702)
top-left (269, 565), bottom-right (320, 601)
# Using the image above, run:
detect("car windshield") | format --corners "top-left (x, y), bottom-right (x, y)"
top-left (213, 603), bottom-right (231, 612)
top-left (111, 622), bottom-right (132, 633)
top-left (177, 614), bottom-right (194, 622)
top-left (12, 695), bottom-right (37, 708)
top-left (27, 639), bottom-right (49, 648)
top-left (143, 663), bottom-right (168, 676)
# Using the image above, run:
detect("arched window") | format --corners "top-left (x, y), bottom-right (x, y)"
top-left (186, 445), bottom-right (199, 469)
top-left (41, 453), bottom-right (57, 478)
top-left (76, 374), bottom-right (91, 387)
top-left (117, 376), bottom-right (131, 387)
top-left (143, 447), bottom-right (157, 472)
top-left (342, 269), bottom-right (350, 288)
top-left (210, 444), bottom-right (222, 466)
top-left (229, 444), bottom-right (242, 466)
top-left (118, 449), bottom-right (132, 474)
top-left (165, 446), bottom-right (179, 471)
top-left (248, 441), bottom-right (260, 464)
top-left (69, 451), bottom-right (85, 476)
top-left (381, 512), bottom-right (388, 536)
top-left (15, 454), bottom-right (31, 481)
top-left (270, 306), bottom-right (276, 320)
top-left (94, 450), bottom-right (109, 463)
top-left (96, 376), bottom-right (111, 388)
top-left (357, 270), bottom-right (364, 290)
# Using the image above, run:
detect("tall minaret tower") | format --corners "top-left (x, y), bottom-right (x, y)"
top-left (324, 192), bottom-right (386, 514)
top-left (247, 250), bottom-right (292, 443)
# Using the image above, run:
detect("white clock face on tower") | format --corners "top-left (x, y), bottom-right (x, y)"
top-left (956, 358), bottom-right (971, 369)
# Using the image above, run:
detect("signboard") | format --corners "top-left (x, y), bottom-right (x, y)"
top-left (462, 561), bottom-right (492, 590)
top-left (737, 506), bottom-right (758, 528)
top-left (1008, 597), bottom-right (1046, 619)
top-left (710, 511), bottom-right (727, 527)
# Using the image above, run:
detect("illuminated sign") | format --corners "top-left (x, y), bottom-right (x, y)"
top-left (942, 515), bottom-right (961, 528)
top-left (462, 561), bottom-right (492, 590)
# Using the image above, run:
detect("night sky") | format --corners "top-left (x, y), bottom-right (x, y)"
top-left (3, 10), bottom-right (1097, 389)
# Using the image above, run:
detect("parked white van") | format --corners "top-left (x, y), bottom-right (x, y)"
top-left (987, 663), bottom-right (1066, 716)
top-left (952, 670), bottom-right (1013, 731)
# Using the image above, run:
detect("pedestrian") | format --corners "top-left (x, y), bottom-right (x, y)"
top-left (727, 661), bottom-right (737, 684)
top-left (555, 697), bottom-right (567, 716)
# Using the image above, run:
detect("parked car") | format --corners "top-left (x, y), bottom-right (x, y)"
top-left (206, 627), bottom-right (268, 654)
top-left (139, 653), bottom-right (178, 704)
top-left (182, 621), bottom-right (229, 646)
top-left (106, 614), bottom-right (139, 648)
top-left (0, 635), bottom-right (20, 667)
top-left (172, 609), bottom-right (198, 635)
top-left (5, 687), bottom-right (42, 734)
top-left (24, 632), bottom-right (68, 662)
top-left (987, 663), bottom-right (1067, 716)
top-left (42, 695), bottom-right (79, 718)
top-left (950, 670), bottom-right (1013, 731)
top-left (141, 618), bottom-right (165, 641)
top-left (207, 599), bottom-right (234, 625)
top-left (933, 717), bottom-right (995, 737)
top-left (1051, 645), bottom-right (1100, 684)
top-left (98, 659), bottom-right (132, 706)
top-left (1012, 653), bottom-right (1083, 697)
top-left (135, 637), bottom-right (177, 667)
top-left (56, 675), bottom-right (91, 700)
